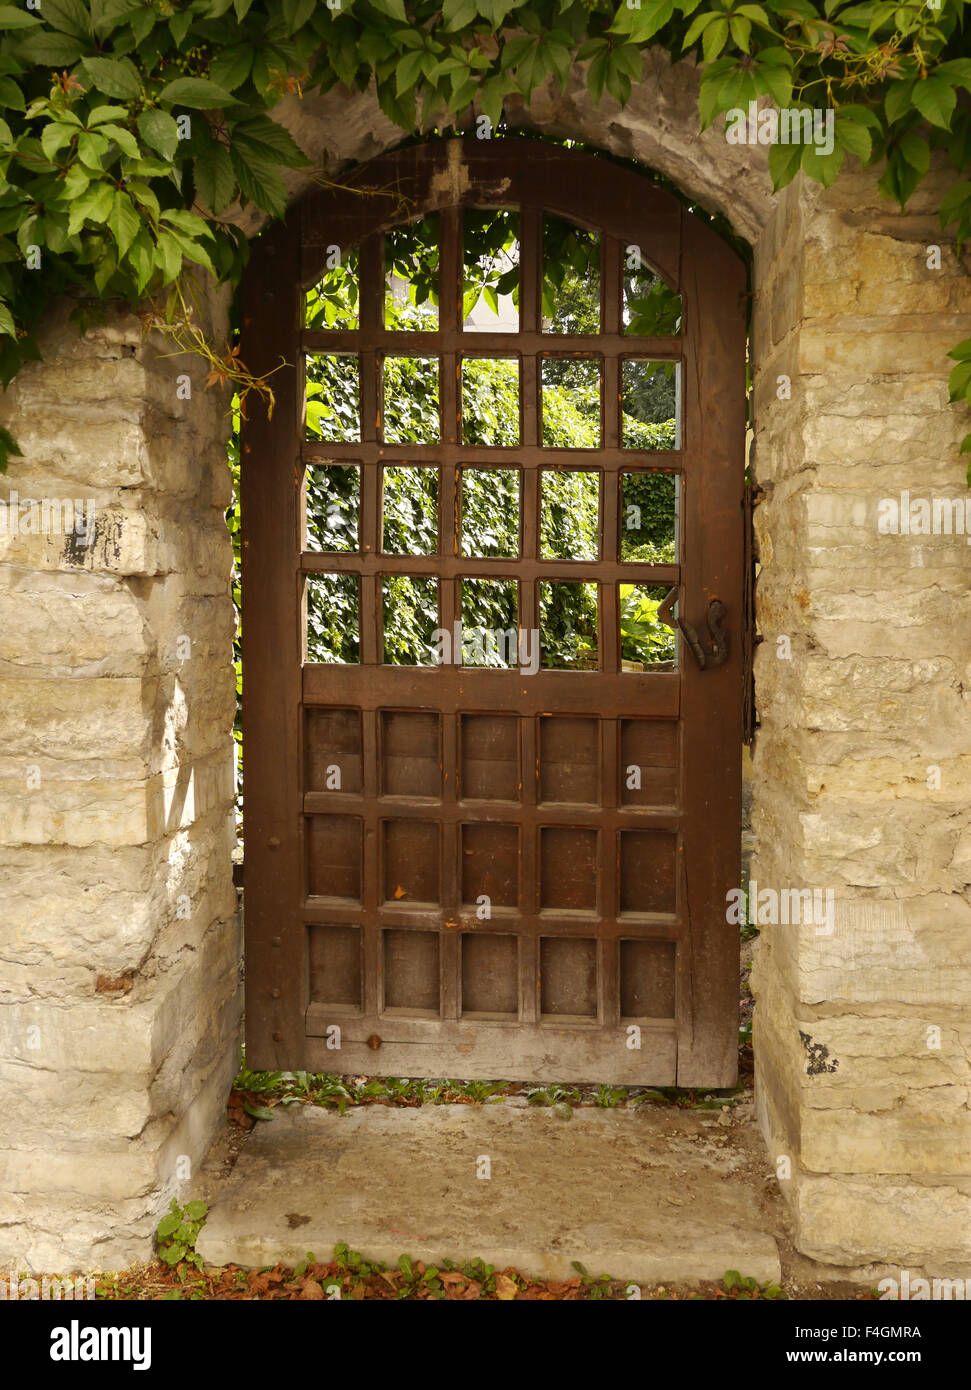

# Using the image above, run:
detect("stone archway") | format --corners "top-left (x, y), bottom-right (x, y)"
top-left (2, 55), bottom-right (969, 1272)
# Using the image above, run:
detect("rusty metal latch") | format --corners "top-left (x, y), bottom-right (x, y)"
top-left (659, 587), bottom-right (729, 671)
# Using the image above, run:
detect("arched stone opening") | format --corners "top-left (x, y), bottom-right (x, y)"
top-left (1, 56), bottom-right (969, 1273)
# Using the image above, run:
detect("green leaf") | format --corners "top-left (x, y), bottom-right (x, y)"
top-left (835, 115), bottom-right (872, 162)
top-left (729, 15), bottom-right (751, 50)
top-left (947, 359), bottom-right (971, 405)
top-left (395, 48), bottom-right (425, 97)
top-left (911, 75), bottom-right (956, 130)
top-left (282, 0), bottom-right (317, 32)
top-left (12, 31), bottom-right (86, 65)
top-left (768, 139), bottom-right (803, 191)
top-left (156, 1212), bottom-right (181, 1239)
top-left (0, 76), bottom-right (25, 110)
top-left (157, 77), bottom-right (240, 109)
top-left (209, 45), bottom-right (254, 94)
top-left (80, 56), bottom-right (142, 100)
top-left (443, 0), bottom-right (477, 28)
top-left (683, 9), bottom-right (720, 48)
top-left (0, 300), bottom-right (15, 337)
top-left (754, 59), bottom-right (791, 107)
top-left (126, 228), bottom-right (155, 294)
top-left (158, 1243), bottom-right (186, 1266)
top-left (0, 422), bottom-right (23, 472)
top-left (67, 181), bottom-right (113, 233)
top-left (625, 0), bottom-right (676, 44)
top-left (946, 338), bottom-right (971, 364)
top-left (154, 230), bottom-right (183, 281)
top-left (160, 208), bottom-right (214, 241)
top-left (169, 8), bottom-right (194, 45)
top-left (87, 105), bottom-right (128, 126)
top-left (884, 77), bottom-right (915, 126)
top-left (0, 5), bottom-right (43, 28)
top-left (98, 123), bottom-right (140, 159)
top-left (935, 59), bottom-right (971, 93)
top-left (241, 1101), bottom-right (275, 1121)
top-left (898, 130), bottom-right (930, 175)
top-left (231, 114), bottom-right (310, 166)
top-left (40, 122), bottom-right (77, 162)
top-left (702, 15), bottom-right (729, 62)
top-left (127, 180), bottom-right (160, 222)
top-left (77, 130), bottom-right (110, 171)
top-left (801, 142), bottom-right (844, 188)
top-left (137, 108), bottom-right (179, 161)
top-left (193, 139), bottom-right (236, 215)
top-left (183, 1200), bottom-right (208, 1221)
top-left (109, 190), bottom-right (140, 256)
top-left (42, 0), bottom-right (92, 37)
top-left (370, 0), bottom-right (407, 17)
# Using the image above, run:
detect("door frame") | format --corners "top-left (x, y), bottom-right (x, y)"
top-left (239, 137), bottom-right (747, 1086)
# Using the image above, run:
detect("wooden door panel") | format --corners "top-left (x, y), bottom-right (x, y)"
top-left (242, 139), bottom-right (746, 1086)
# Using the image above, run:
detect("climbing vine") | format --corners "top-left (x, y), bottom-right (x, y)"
top-left (0, 0), bottom-right (970, 470)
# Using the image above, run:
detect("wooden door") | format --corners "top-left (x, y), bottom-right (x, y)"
top-left (241, 139), bottom-right (746, 1086)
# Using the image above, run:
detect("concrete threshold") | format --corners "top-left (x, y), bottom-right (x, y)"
top-left (197, 1100), bottom-right (781, 1284)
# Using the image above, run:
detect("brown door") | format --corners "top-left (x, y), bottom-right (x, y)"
top-left (241, 139), bottom-right (746, 1086)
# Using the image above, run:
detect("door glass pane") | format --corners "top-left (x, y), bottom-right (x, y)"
top-left (619, 583), bottom-right (677, 671)
top-left (623, 249), bottom-right (682, 336)
top-left (307, 574), bottom-right (359, 664)
top-left (383, 357), bottom-right (440, 444)
top-left (461, 578), bottom-right (519, 667)
top-left (542, 216), bottom-right (600, 334)
top-left (306, 464), bottom-right (359, 552)
top-left (385, 216), bottom-right (439, 329)
top-left (540, 581), bottom-right (599, 670)
top-left (382, 576), bottom-right (439, 665)
top-left (305, 354), bottom-right (360, 443)
top-left (461, 467), bottom-right (520, 558)
top-left (621, 360), bottom-right (679, 450)
top-left (541, 469), bottom-right (599, 560)
top-left (619, 471), bottom-right (679, 563)
top-left (305, 245), bottom-right (359, 330)
top-left (461, 358), bottom-right (520, 446)
top-left (463, 208), bottom-right (520, 332)
top-left (382, 465), bottom-right (438, 556)
top-left (541, 356), bottom-right (601, 447)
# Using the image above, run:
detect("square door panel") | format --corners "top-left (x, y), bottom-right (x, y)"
top-left (383, 820), bottom-right (440, 905)
top-left (381, 711), bottom-right (441, 798)
top-left (540, 827), bottom-right (598, 912)
top-left (539, 716), bottom-right (599, 804)
top-left (460, 714), bottom-right (519, 801)
top-left (307, 816), bottom-right (362, 901)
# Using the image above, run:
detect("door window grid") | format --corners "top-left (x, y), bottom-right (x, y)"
top-left (299, 211), bottom-right (682, 675)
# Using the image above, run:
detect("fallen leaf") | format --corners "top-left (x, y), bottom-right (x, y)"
top-left (393, 885), bottom-right (407, 899)
top-left (298, 1280), bottom-right (325, 1300)
top-left (495, 1273), bottom-right (518, 1300)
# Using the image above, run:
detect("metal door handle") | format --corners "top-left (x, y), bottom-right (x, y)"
top-left (658, 587), bottom-right (729, 671)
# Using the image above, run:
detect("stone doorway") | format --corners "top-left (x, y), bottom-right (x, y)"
top-left (2, 62), bottom-right (969, 1273)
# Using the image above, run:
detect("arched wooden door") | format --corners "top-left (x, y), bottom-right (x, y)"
top-left (241, 138), bottom-right (746, 1086)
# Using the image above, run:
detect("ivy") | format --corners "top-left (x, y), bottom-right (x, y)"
top-left (0, 0), bottom-right (969, 472)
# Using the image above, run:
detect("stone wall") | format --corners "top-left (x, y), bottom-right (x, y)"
top-left (0, 292), bottom-right (241, 1269)
top-left (750, 164), bottom-right (971, 1266)
top-left (0, 52), bottom-right (968, 1271)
